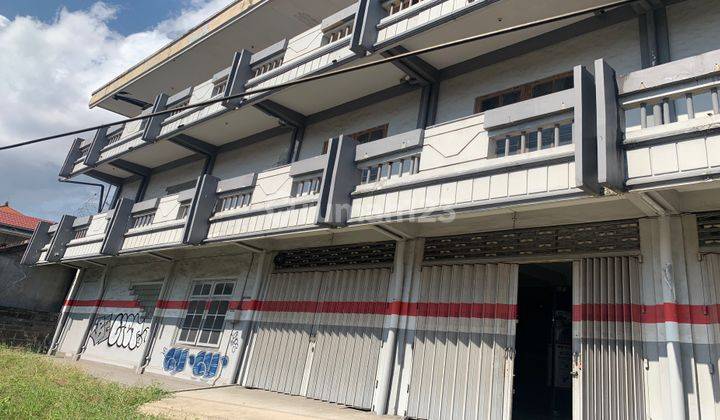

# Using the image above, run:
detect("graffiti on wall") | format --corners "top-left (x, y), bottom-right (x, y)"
top-left (163, 347), bottom-right (229, 379)
top-left (88, 313), bottom-right (149, 351)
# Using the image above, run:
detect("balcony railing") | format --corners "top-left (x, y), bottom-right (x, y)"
top-left (348, 65), bottom-right (599, 223)
top-left (596, 49), bottom-right (720, 190)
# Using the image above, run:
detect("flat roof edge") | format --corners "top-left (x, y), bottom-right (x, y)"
top-left (89, 0), bottom-right (265, 109)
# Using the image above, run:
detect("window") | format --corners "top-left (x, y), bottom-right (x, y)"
top-left (385, 0), bottom-right (426, 15)
top-left (252, 56), bottom-right (284, 78)
top-left (168, 99), bottom-right (190, 117)
top-left (360, 155), bottom-right (420, 184)
top-left (211, 80), bottom-right (227, 97)
top-left (177, 203), bottom-right (191, 219)
top-left (166, 180), bottom-right (197, 195)
top-left (474, 72), bottom-right (573, 113)
top-left (216, 191), bottom-right (253, 212)
top-left (131, 212), bottom-right (155, 229)
top-left (73, 227), bottom-right (88, 240)
top-left (323, 22), bottom-right (353, 45)
top-left (350, 124), bottom-right (388, 144)
top-left (293, 177), bottom-right (322, 197)
top-left (106, 130), bottom-right (123, 145)
top-left (178, 281), bottom-right (235, 347)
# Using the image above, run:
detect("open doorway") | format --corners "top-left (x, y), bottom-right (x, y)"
top-left (512, 263), bottom-right (573, 420)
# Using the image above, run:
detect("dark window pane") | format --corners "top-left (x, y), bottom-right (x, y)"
top-left (380, 163), bottom-right (390, 179)
top-left (495, 139), bottom-right (506, 156)
top-left (186, 329), bottom-right (198, 343)
top-left (554, 76), bottom-right (573, 91)
top-left (208, 330), bottom-right (221, 345)
top-left (356, 133), bottom-right (370, 143)
top-left (199, 329), bottom-right (210, 343)
top-left (541, 127), bottom-right (555, 149)
top-left (217, 301), bottom-right (229, 314)
top-left (208, 301), bottom-right (220, 313)
top-left (223, 283), bottom-right (234, 295)
top-left (201, 284), bottom-right (211, 295)
top-left (508, 135), bottom-right (522, 155)
top-left (532, 81), bottom-right (553, 98)
top-left (369, 129), bottom-right (385, 141)
top-left (401, 159), bottom-right (413, 175)
top-left (213, 283), bottom-right (224, 295)
top-left (501, 90), bottom-right (521, 106)
top-left (192, 284), bottom-right (203, 295)
top-left (213, 316), bottom-right (225, 330)
top-left (558, 123), bottom-right (573, 146)
top-left (481, 96), bottom-right (500, 112)
top-left (179, 329), bottom-right (189, 342)
top-left (527, 131), bottom-right (538, 150)
top-left (390, 161), bottom-right (402, 178)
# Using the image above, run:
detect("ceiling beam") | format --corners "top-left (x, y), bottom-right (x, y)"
top-left (253, 100), bottom-right (307, 128)
top-left (381, 45), bottom-right (439, 86)
top-left (109, 159), bottom-right (151, 177)
top-left (85, 170), bottom-right (124, 186)
top-left (169, 134), bottom-right (219, 157)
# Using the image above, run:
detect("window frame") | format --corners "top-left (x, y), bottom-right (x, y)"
top-left (473, 72), bottom-right (574, 114)
top-left (176, 279), bottom-right (237, 348)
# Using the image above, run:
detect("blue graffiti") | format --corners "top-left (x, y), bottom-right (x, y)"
top-left (163, 347), bottom-right (228, 379)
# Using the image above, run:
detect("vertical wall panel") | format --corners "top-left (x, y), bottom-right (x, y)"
top-left (405, 263), bottom-right (518, 420)
top-left (573, 257), bottom-right (646, 420)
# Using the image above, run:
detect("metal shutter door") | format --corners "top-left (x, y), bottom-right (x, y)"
top-left (306, 268), bottom-right (391, 409)
top-left (244, 271), bottom-right (322, 394)
top-left (406, 263), bottom-right (519, 420)
top-left (572, 257), bottom-right (645, 420)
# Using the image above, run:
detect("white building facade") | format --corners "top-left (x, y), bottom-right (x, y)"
top-left (24, 0), bottom-right (720, 418)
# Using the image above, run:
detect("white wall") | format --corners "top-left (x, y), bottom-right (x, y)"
top-left (299, 90), bottom-right (422, 160)
top-left (143, 159), bottom-right (204, 200)
top-left (667, 0), bottom-right (720, 61)
top-left (436, 20), bottom-right (641, 123)
top-left (212, 133), bottom-right (292, 180)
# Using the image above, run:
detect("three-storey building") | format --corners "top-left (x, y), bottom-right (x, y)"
top-left (25, 0), bottom-right (720, 418)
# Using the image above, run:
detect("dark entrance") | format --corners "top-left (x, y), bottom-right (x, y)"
top-left (512, 263), bottom-right (573, 420)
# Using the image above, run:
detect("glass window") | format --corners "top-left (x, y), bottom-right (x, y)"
top-left (541, 127), bottom-right (555, 149)
top-left (178, 281), bottom-right (235, 347)
top-left (558, 123), bottom-right (573, 146)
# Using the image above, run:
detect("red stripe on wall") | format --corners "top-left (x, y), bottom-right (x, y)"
top-left (157, 300), bottom-right (189, 310)
top-left (572, 303), bottom-right (720, 325)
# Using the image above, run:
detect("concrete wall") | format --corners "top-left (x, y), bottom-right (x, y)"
top-left (436, 19), bottom-right (641, 123)
top-left (212, 133), bottom-right (292, 180)
top-left (56, 267), bottom-right (105, 357)
top-left (143, 159), bottom-right (204, 200)
top-left (118, 179), bottom-right (141, 201)
top-left (0, 245), bottom-right (74, 312)
top-left (299, 90), bottom-right (422, 160)
top-left (145, 252), bottom-right (259, 385)
top-left (667, 0), bottom-right (720, 61)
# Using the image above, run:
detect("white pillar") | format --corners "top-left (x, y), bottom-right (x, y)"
top-left (658, 215), bottom-right (687, 420)
top-left (373, 240), bottom-right (408, 414)
top-left (48, 267), bottom-right (84, 355)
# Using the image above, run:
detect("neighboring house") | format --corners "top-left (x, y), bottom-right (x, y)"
top-left (22, 0), bottom-right (720, 418)
top-left (0, 203), bottom-right (74, 349)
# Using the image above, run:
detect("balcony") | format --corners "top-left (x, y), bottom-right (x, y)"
top-left (596, 49), bottom-right (720, 191)
top-left (347, 65), bottom-right (599, 224)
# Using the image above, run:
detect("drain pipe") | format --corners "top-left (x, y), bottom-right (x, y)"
top-left (658, 215), bottom-right (687, 420)
top-left (73, 263), bottom-right (110, 360)
top-left (373, 240), bottom-right (407, 415)
top-left (137, 260), bottom-right (178, 374)
top-left (48, 267), bottom-right (84, 355)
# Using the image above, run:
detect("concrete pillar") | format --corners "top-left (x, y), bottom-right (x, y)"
top-left (48, 267), bottom-right (84, 355)
top-left (233, 251), bottom-right (272, 385)
top-left (373, 240), bottom-right (407, 414)
top-left (658, 215), bottom-right (687, 420)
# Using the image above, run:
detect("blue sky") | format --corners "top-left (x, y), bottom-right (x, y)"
top-left (0, 0), bottom-right (234, 220)
top-left (0, 1), bottom-right (182, 35)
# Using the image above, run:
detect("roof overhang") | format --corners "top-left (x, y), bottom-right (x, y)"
top-left (91, 0), bottom-right (356, 116)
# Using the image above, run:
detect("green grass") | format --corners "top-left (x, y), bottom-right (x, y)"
top-left (0, 346), bottom-right (168, 419)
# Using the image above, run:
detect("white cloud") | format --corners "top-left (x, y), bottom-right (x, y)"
top-left (0, 1), bottom-right (233, 220)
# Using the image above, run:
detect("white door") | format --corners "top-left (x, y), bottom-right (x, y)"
top-left (405, 263), bottom-right (519, 420)
top-left (572, 257), bottom-right (646, 420)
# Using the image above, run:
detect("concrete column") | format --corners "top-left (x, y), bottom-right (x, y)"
top-left (74, 264), bottom-right (111, 360)
top-left (137, 261), bottom-right (178, 373)
top-left (658, 215), bottom-right (687, 420)
top-left (233, 251), bottom-right (272, 385)
top-left (373, 239), bottom-right (418, 415)
top-left (48, 267), bottom-right (84, 355)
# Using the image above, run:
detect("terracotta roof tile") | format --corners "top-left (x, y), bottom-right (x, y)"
top-left (0, 204), bottom-right (51, 232)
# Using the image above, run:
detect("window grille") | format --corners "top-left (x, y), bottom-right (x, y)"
top-left (211, 80), bottom-right (227, 97)
top-left (106, 130), bottom-right (123, 145)
top-left (252, 57), bottom-right (284, 78)
top-left (324, 22), bottom-right (353, 44)
top-left (216, 191), bottom-right (253, 212)
top-left (360, 155), bottom-right (420, 184)
top-left (475, 72), bottom-right (573, 113)
top-left (177, 203), bottom-right (191, 219)
top-left (178, 281), bottom-right (235, 346)
top-left (493, 122), bottom-right (573, 158)
top-left (168, 99), bottom-right (190, 117)
top-left (385, 0), bottom-right (426, 15)
top-left (73, 228), bottom-right (88, 240)
top-left (131, 212), bottom-right (155, 229)
top-left (292, 177), bottom-right (322, 197)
